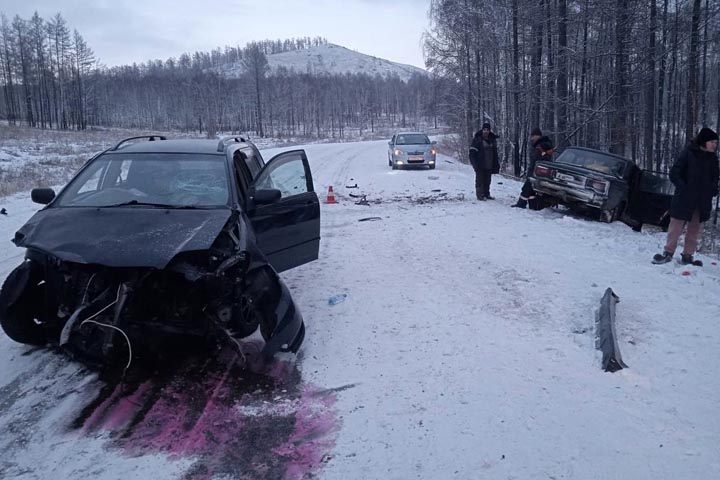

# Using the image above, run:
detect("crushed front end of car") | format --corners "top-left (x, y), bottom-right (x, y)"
top-left (0, 207), bottom-right (304, 369)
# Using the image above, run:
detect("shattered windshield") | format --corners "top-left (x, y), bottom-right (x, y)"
top-left (556, 149), bottom-right (629, 177)
top-left (57, 153), bottom-right (230, 207)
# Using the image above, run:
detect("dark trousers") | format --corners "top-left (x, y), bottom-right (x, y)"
top-left (514, 180), bottom-right (543, 209)
top-left (475, 169), bottom-right (492, 199)
top-left (520, 180), bottom-right (535, 200)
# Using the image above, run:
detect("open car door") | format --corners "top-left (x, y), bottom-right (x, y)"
top-left (625, 170), bottom-right (673, 228)
top-left (247, 150), bottom-right (320, 273)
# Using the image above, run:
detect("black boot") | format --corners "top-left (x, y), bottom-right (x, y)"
top-left (681, 254), bottom-right (703, 267)
top-left (528, 196), bottom-right (543, 210)
top-left (652, 251), bottom-right (673, 264)
top-left (512, 198), bottom-right (527, 208)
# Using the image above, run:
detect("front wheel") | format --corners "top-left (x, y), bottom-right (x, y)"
top-left (429, 164), bottom-right (435, 170)
top-left (0, 261), bottom-right (47, 345)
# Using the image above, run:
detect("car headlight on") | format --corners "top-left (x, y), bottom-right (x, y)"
top-left (394, 149), bottom-right (403, 156)
top-left (431, 149), bottom-right (437, 155)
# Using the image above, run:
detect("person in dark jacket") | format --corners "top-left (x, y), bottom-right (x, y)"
top-left (653, 127), bottom-right (719, 266)
top-left (512, 127), bottom-right (554, 209)
top-left (469, 123), bottom-right (500, 200)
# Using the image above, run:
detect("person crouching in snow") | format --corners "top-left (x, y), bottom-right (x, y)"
top-left (512, 127), bottom-right (553, 209)
top-left (653, 127), bottom-right (719, 266)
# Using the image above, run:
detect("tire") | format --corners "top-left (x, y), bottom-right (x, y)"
top-left (0, 261), bottom-right (47, 345)
top-left (429, 164), bottom-right (436, 170)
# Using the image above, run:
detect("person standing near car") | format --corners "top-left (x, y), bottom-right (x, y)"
top-left (512, 127), bottom-right (554, 209)
top-left (469, 123), bottom-right (500, 200)
top-left (653, 127), bottom-right (719, 266)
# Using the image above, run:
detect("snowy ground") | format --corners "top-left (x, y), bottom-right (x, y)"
top-left (1, 137), bottom-right (719, 479)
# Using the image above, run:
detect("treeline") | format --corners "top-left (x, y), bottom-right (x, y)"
top-left (0, 13), bottom-right (94, 130)
top-left (0, 12), bottom-right (439, 138)
top-left (172, 36), bottom-right (330, 71)
top-left (424, 0), bottom-right (720, 173)
top-left (89, 63), bottom-right (438, 137)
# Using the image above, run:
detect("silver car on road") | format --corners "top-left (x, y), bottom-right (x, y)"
top-left (388, 132), bottom-right (437, 170)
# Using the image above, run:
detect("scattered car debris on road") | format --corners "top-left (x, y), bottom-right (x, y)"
top-left (595, 288), bottom-right (627, 372)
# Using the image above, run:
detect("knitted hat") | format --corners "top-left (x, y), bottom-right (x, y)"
top-left (482, 123), bottom-right (491, 130)
top-left (697, 127), bottom-right (719, 146)
top-left (531, 127), bottom-right (542, 137)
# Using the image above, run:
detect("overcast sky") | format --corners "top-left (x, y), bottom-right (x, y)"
top-left (2, 0), bottom-right (430, 69)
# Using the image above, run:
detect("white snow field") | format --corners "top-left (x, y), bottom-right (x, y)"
top-left (0, 138), bottom-right (718, 479)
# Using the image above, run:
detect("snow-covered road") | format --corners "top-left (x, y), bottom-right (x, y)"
top-left (1, 139), bottom-right (719, 479)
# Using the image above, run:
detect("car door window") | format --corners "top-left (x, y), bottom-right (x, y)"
top-left (639, 171), bottom-right (674, 195)
top-left (240, 148), bottom-right (262, 179)
top-left (254, 151), bottom-right (312, 199)
top-left (233, 150), bottom-right (253, 192)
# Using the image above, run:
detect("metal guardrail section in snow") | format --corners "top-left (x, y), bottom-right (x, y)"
top-left (595, 288), bottom-right (628, 373)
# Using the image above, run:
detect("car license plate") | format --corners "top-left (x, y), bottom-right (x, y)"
top-left (409, 156), bottom-right (424, 162)
top-left (556, 172), bottom-right (575, 182)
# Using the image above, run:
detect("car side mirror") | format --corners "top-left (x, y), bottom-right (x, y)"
top-left (253, 188), bottom-right (282, 205)
top-left (388, 141), bottom-right (393, 147)
top-left (31, 188), bottom-right (56, 205)
top-left (431, 141), bottom-right (437, 145)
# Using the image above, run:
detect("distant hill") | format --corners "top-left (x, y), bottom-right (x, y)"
top-left (212, 43), bottom-right (428, 82)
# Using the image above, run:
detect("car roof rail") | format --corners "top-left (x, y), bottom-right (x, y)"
top-left (216, 136), bottom-right (248, 152)
top-left (111, 135), bottom-right (167, 151)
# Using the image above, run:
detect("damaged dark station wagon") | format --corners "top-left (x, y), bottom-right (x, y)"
top-left (530, 146), bottom-right (673, 230)
top-left (0, 136), bottom-right (320, 367)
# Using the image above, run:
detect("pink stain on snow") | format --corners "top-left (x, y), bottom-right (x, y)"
top-left (81, 381), bottom-right (153, 432)
top-left (274, 387), bottom-right (339, 480)
top-left (72, 351), bottom-right (340, 480)
top-left (102, 381), bottom-right (154, 430)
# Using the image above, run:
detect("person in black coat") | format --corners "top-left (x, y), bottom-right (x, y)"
top-left (653, 127), bottom-right (719, 266)
top-left (512, 127), bottom-right (553, 209)
top-left (469, 123), bottom-right (500, 200)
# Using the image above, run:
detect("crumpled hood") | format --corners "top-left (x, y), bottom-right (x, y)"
top-left (13, 207), bottom-right (232, 269)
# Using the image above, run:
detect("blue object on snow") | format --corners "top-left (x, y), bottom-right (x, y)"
top-left (328, 293), bottom-right (348, 306)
